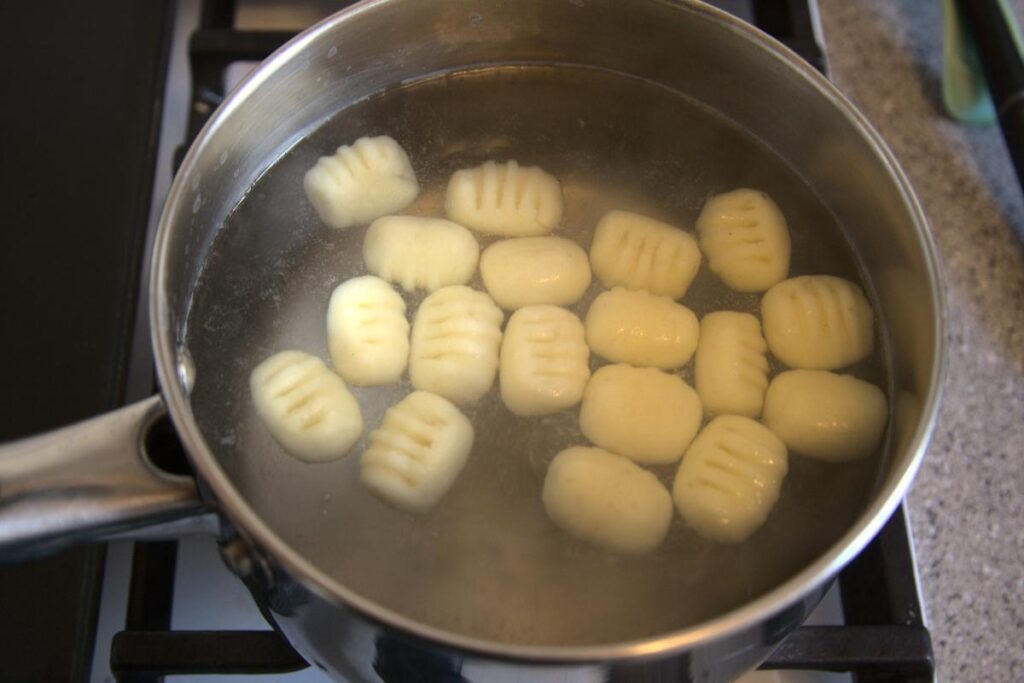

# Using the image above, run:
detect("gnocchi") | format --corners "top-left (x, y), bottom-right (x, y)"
top-left (363, 215), bottom-right (479, 293)
top-left (694, 311), bottom-right (770, 418)
top-left (499, 305), bottom-right (590, 416)
top-left (480, 237), bottom-right (591, 310)
top-left (361, 391), bottom-right (474, 514)
top-left (697, 189), bottom-right (791, 292)
top-left (673, 416), bottom-right (788, 543)
top-left (589, 210), bottom-right (702, 298)
top-left (445, 160), bottom-right (563, 236)
top-left (303, 135), bottom-right (419, 229)
top-left (409, 286), bottom-right (504, 405)
top-left (761, 275), bottom-right (875, 370)
top-left (579, 364), bottom-right (702, 465)
top-left (542, 446), bottom-right (673, 555)
top-left (327, 276), bottom-right (409, 386)
top-left (250, 350), bottom-right (363, 462)
top-left (762, 370), bottom-right (888, 462)
top-left (584, 287), bottom-right (699, 369)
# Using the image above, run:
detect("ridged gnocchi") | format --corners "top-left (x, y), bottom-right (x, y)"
top-left (543, 446), bottom-right (674, 555)
top-left (499, 305), bottom-right (590, 416)
top-left (327, 276), bottom-right (409, 386)
top-left (303, 135), bottom-right (419, 229)
top-left (697, 189), bottom-right (791, 292)
top-left (480, 237), bottom-right (591, 310)
top-left (761, 275), bottom-right (875, 370)
top-left (579, 364), bottom-right (702, 465)
top-left (250, 350), bottom-right (363, 462)
top-left (584, 287), bottom-right (699, 369)
top-left (694, 311), bottom-right (770, 418)
top-left (361, 391), bottom-right (474, 514)
top-left (445, 160), bottom-right (563, 236)
top-left (589, 210), bottom-right (702, 299)
top-left (363, 215), bottom-right (479, 293)
top-left (673, 416), bottom-right (788, 543)
top-left (409, 286), bottom-right (504, 405)
top-left (763, 370), bottom-right (888, 462)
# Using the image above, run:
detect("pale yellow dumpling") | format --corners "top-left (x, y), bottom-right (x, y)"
top-left (543, 446), bottom-right (673, 555)
top-left (697, 188), bottom-right (791, 292)
top-left (303, 135), bottom-right (418, 229)
top-left (761, 275), bottom-right (874, 370)
top-left (327, 276), bottom-right (409, 386)
top-left (579, 364), bottom-right (702, 465)
top-left (585, 287), bottom-right (699, 369)
top-left (762, 370), bottom-right (888, 462)
top-left (363, 216), bottom-right (479, 292)
top-left (499, 305), bottom-right (590, 416)
top-left (409, 286), bottom-right (503, 405)
top-left (250, 351), bottom-right (363, 463)
top-left (361, 391), bottom-right (473, 514)
top-left (589, 210), bottom-right (701, 298)
top-left (445, 160), bottom-right (562, 236)
top-left (694, 311), bottom-right (769, 418)
top-left (480, 236), bottom-right (591, 310)
top-left (673, 416), bottom-right (788, 543)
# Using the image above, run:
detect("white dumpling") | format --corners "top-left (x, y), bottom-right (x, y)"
top-left (363, 215), bottom-right (479, 292)
top-left (479, 236), bottom-right (591, 310)
top-left (499, 305), bottom-right (590, 416)
top-left (409, 286), bottom-right (504, 405)
top-left (697, 189), bottom-right (791, 292)
top-left (694, 311), bottom-right (769, 418)
top-left (762, 370), bottom-right (888, 462)
top-left (589, 210), bottom-right (702, 299)
top-left (303, 135), bottom-right (419, 229)
top-left (543, 446), bottom-right (673, 555)
top-left (250, 350), bottom-right (363, 462)
top-left (673, 416), bottom-right (788, 543)
top-left (584, 287), bottom-right (699, 369)
top-left (445, 160), bottom-right (562, 236)
top-left (579, 364), bottom-right (702, 465)
top-left (327, 276), bottom-right (409, 386)
top-left (761, 275), bottom-right (875, 370)
top-left (361, 391), bottom-right (474, 514)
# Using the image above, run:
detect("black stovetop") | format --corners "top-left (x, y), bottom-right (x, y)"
top-left (0, 1), bottom-right (932, 681)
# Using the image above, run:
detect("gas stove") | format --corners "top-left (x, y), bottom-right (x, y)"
top-left (0, 2), bottom-right (934, 682)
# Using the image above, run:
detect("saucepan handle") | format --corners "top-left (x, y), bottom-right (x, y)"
top-left (0, 395), bottom-right (209, 563)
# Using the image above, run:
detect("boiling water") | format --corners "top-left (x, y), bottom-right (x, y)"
top-left (187, 66), bottom-right (887, 646)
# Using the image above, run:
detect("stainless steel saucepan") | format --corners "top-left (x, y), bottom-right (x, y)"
top-left (0, 1), bottom-right (944, 680)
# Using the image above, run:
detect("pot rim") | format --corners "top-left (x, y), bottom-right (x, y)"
top-left (152, 0), bottom-right (946, 663)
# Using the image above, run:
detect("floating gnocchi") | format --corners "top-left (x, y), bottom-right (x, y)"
top-left (480, 237), bottom-right (591, 310)
top-left (409, 286), bottom-right (504, 405)
top-left (361, 391), bottom-right (474, 514)
top-left (445, 160), bottom-right (563, 236)
top-left (303, 135), bottom-right (419, 229)
top-left (584, 288), bottom-right (699, 369)
top-left (250, 350), bottom-right (363, 463)
top-left (694, 311), bottom-right (770, 418)
top-left (579, 364), bottom-right (702, 465)
top-left (589, 210), bottom-right (702, 299)
top-left (327, 276), bottom-right (409, 386)
top-left (762, 370), bottom-right (888, 462)
top-left (696, 189), bottom-right (791, 292)
top-left (761, 275), bottom-right (875, 370)
top-left (363, 215), bottom-right (479, 292)
top-left (542, 446), bottom-right (674, 555)
top-left (673, 416), bottom-right (788, 543)
top-left (499, 305), bottom-right (590, 416)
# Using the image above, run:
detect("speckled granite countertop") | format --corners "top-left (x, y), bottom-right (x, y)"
top-left (817, 1), bottom-right (1024, 680)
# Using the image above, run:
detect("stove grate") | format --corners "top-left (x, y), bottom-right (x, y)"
top-left (110, 2), bottom-right (932, 681)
